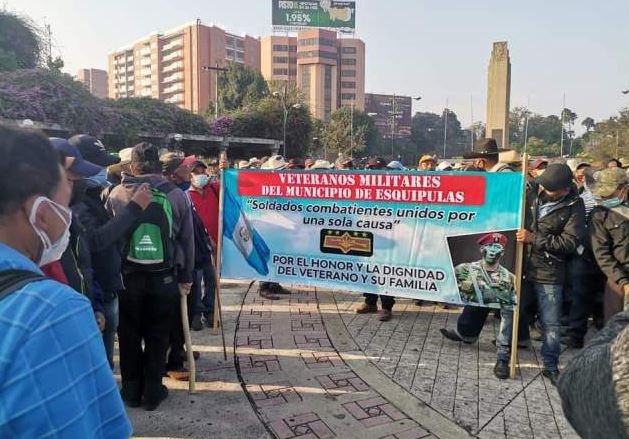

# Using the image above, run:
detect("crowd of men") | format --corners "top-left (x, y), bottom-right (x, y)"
top-left (0, 123), bottom-right (627, 437)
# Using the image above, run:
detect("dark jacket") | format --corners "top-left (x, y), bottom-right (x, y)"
top-left (106, 174), bottom-right (194, 283)
top-left (558, 311), bottom-right (629, 439)
top-left (62, 213), bottom-right (103, 314)
top-left (523, 183), bottom-right (586, 284)
top-left (589, 203), bottom-right (629, 287)
top-left (73, 187), bottom-right (144, 297)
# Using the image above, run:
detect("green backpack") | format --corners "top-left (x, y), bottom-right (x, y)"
top-left (124, 182), bottom-right (176, 272)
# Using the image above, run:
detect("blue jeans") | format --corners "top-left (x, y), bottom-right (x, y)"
top-left (498, 281), bottom-right (563, 371)
top-left (191, 264), bottom-right (215, 318)
top-left (102, 295), bottom-right (119, 369)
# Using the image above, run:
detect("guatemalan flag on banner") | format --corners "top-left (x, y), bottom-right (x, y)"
top-left (223, 185), bottom-right (271, 276)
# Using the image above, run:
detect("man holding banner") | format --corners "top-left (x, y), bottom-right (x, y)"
top-left (496, 163), bottom-right (585, 383)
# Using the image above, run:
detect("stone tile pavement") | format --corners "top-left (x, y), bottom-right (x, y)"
top-left (123, 283), bottom-right (581, 439)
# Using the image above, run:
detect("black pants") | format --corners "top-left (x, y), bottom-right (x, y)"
top-left (457, 292), bottom-right (531, 341)
top-left (119, 271), bottom-right (177, 401)
top-left (566, 257), bottom-right (605, 341)
top-left (364, 293), bottom-right (395, 310)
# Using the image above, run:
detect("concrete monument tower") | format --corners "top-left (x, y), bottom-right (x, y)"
top-left (486, 42), bottom-right (511, 148)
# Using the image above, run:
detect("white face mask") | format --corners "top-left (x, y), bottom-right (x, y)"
top-left (28, 196), bottom-right (72, 266)
top-left (192, 174), bottom-right (209, 188)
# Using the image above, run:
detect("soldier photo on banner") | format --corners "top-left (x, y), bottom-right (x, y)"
top-left (447, 231), bottom-right (517, 310)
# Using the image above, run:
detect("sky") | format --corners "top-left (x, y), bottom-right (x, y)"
top-left (7, 0), bottom-right (629, 132)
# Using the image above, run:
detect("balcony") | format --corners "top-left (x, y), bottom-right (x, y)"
top-left (162, 50), bottom-right (183, 63)
top-left (162, 39), bottom-right (183, 52)
top-left (141, 56), bottom-right (152, 67)
top-left (162, 83), bottom-right (183, 95)
top-left (141, 68), bottom-right (152, 77)
top-left (162, 73), bottom-right (183, 84)
top-left (162, 61), bottom-right (183, 74)
top-left (164, 93), bottom-right (184, 104)
top-left (140, 46), bottom-right (151, 56)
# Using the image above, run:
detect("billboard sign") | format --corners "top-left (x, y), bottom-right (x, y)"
top-left (272, 1), bottom-right (356, 32)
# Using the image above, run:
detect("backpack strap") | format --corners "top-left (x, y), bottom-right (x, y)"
top-left (0, 270), bottom-right (46, 303)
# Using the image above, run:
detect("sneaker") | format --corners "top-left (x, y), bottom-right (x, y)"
top-left (356, 303), bottom-right (378, 314)
top-left (143, 385), bottom-right (169, 411)
top-left (561, 336), bottom-right (584, 349)
top-left (271, 283), bottom-right (290, 295)
top-left (167, 367), bottom-right (190, 381)
top-left (259, 287), bottom-right (280, 300)
top-left (120, 385), bottom-right (141, 408)
top-left (542, 369), bottom-right (560, 386)
top-left (493, 360), bottom-right (509, 379)
top-left (191, 314), bottom-right (203, 331)
top-left (378, 309), bottom-right (392, 322)
top-left (439, 328), bottom-right (474, 344)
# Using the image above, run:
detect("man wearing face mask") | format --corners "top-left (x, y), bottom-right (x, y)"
top-left (0, 126), bottom-right (131, 438)
top-left (188, 160), bottom-right (219, 329)
top-left (496, 163), bottom-right (585, 384)
top-left (49, 138), bottom-right (107, 332)
top-left (588, 167), bottom-right (629, 320)
top-left (68, 134), bottom-right (154, 368)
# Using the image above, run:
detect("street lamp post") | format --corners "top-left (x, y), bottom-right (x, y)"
top-left (443, 103), bottom-right (449, 158)
top-left (273, 85), bottom-right (301, 157)
top-left (202, 64), bottom-right (228, 119)
top-left (350, 99), bottom-right (354, 158)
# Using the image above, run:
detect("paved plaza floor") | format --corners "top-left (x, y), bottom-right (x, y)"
top-left (126, 282), bottom-right (581, 439)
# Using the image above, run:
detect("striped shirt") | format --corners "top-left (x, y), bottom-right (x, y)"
top-left (0, 243), bottom-right (132, 438)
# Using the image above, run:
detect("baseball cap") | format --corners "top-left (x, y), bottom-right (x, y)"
top-left (366, 157), bottom-right (387, 170)
top-left (68, 135), bottom-right (120, 167)
top-left (419, 154), bottom-right (436, 164)
top-left (386, 160), bottom-right (406, 170)
top-left (589, 167), bottom-right (628, 198)
top-left (535, 163), bottom-right (574, 191)
top-left (530, 158), bottom-right (549, 171)
top-left (50, 137), bottom-right (103, 178)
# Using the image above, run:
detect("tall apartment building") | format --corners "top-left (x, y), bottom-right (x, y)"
top-left (261, 29), bottom-right (365, 120)
top-left (108, 22), bottom-right (260, 113)
top-left (76, 68), bottom-right (108, 99)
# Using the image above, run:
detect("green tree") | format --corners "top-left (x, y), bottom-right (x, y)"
top-left (316, 106), bottom-right (379, 158)
top-left (582, 117), bottom-right (596, 132)
top-left (584, 111), bottom-right (629, 160)
top-left (410, 110), bottom-right (466, 158)
top-left (0, 11), bottom-right (42, 71)
top-left (214, 62), bottom-right (269, 114)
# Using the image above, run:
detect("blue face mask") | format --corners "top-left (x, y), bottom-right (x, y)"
top-left (601, 197), bottom-right (622, 209)
top-left (85, 168), bottom-right (112, 189)
top-left (179, 181), bottom-right (191, 191)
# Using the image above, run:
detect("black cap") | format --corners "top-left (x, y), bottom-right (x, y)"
top-left (131, 142), bottom-right (160, 165)
top-left (69, 135), bottom-right (120, 167)
top-left (463, 138), bottom-right (507, 159)
top-left (366, 157), bottom-right (387, 170)
top-left (535, 163), bottom-right (574, 191)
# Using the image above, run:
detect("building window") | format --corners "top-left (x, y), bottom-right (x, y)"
top-left (301, 65), bottom-right (311, 106)
top-left (341, 70), bottom-right (356, 77)
top-left (273, 68), bottom-right (289, 76)
top-left (273, 56), bottom-right (289, 64)
top-left (298, 50), bottom-right (338, 60)
top-left (341, 93), bottom-right (356, 101)
top-left (341, 81), bottom-right (356, 89)
top-left (324, 65), bottom-right (333, 120)
top-left (273, 44), bottom-right (296, 52)
top-left (341, 58), bottom-right (356, 65)
top-left (341, 46), bottom-right (357, 54)
top-left (299, 37), bottom-right (336, 47)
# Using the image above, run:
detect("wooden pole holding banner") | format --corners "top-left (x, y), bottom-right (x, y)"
top-left (212, 148), bottom-right (228, 361)
top-left (180, 295), bottom-right (196, 392)
top-left (510, 153), bottom-right (529, 379)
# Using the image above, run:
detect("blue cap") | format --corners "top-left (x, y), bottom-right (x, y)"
top-left (49, 137), bottom-right (102, 177)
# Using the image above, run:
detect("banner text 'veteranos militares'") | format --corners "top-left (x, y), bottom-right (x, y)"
top-left (221, 169), bottom-right (524, 309)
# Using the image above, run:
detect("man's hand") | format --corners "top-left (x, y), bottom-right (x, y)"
top-left (179, 283), bottom-right (192, 296)
top-left (132, 183), bottom-right (153, 210)
top-left (219, 160), bottom-right (229, 171)
top-left (624, 284), bottom-right (629, 311)
top-left (516, 229), bottom-right (536, 244)
top-left (95, 312), bottom-right (106, 332)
